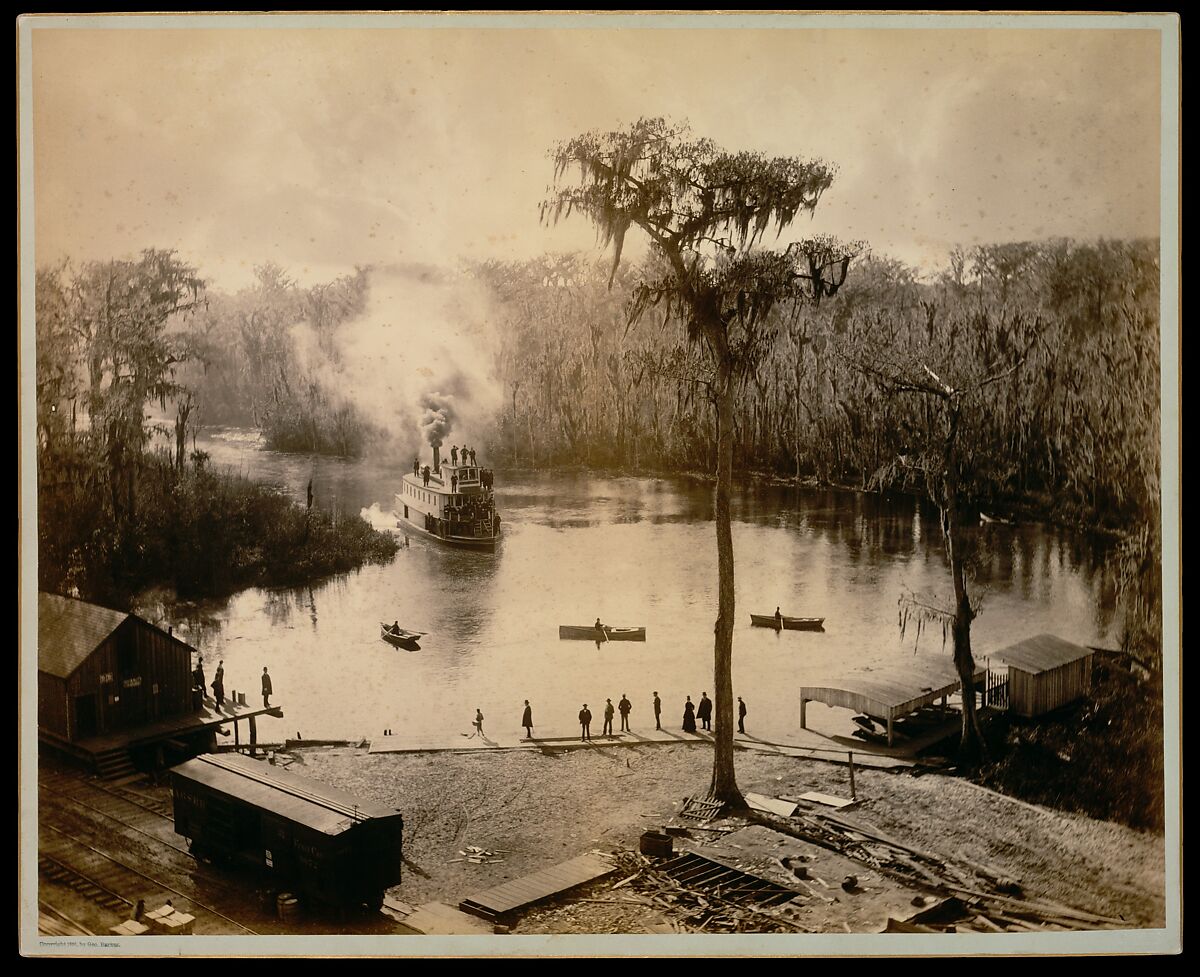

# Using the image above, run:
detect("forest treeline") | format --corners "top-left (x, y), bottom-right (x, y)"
top-left (475, 239), bottom-right (1162, 658)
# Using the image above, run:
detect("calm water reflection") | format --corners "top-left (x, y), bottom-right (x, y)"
top-left (140, 430), bottom-right (1118, 743)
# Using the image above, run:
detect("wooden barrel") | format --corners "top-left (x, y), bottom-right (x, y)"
top-left (276, 893), bottom-right (300, 921)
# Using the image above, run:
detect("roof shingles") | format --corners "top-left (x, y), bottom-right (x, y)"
top-left (38, 592), bottom-right (130, 679)
top-left (995, 634), bottom-right (1092, 675)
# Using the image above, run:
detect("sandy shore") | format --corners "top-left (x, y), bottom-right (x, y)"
top-left (291, 742), bottom-right (1165, 932)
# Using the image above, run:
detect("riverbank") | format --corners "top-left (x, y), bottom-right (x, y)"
top-left (291, 743), bottom-right (1165, 932)
top-left (37, 449), bottom-right (399, 609)
top-left (494, 459), bottom-right (1133, 541)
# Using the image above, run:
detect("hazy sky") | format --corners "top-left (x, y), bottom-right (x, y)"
top-left (28, 16), bottom-right (1163, 291)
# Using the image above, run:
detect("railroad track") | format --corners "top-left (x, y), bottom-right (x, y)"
top-left (38, 771), bottom-right (259, 935)
top-left (39, 772), bottom-right (189, 856)
top-left (38, 849), bottom-right (133, 913)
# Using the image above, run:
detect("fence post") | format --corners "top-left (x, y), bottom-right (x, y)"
top-left (848, 751), bottom-right (857, 801)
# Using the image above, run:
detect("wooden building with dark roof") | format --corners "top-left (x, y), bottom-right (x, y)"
top-left (993, 634), bottom-right (1094, 718)
top-left (38, 592), bottom-right (195, 745)
top-left (38, 592), bottom-right (283, 777)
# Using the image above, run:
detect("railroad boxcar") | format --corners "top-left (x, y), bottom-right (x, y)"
top-left (170, 753), bottom-right (403, 913)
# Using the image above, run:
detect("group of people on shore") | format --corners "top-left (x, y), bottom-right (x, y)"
top-left (462, 692), bottom-right (749, 743)
top-left (680, 693), bottom-right (747, 734)
top-left (193, 656), bottom-right (274, 711)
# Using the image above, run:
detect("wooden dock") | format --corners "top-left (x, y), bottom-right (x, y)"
top-left (458, 852), bottom-right (616, 921)
top-left (364, 726), bottom-right (916, 769)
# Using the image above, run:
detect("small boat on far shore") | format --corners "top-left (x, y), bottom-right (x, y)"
top-left (750, 613), bottom-right (825, 632)
top-left (380, 622), bottom-right (423, 650)
top-left (559, 625), bottom-right (647, 642)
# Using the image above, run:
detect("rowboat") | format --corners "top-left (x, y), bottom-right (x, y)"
top-left (559, 625), bottom-right (647, 642)
top-left (750, 614), bottom-right (825, 631)
top-left (380, 623), bottom-right (422, 650)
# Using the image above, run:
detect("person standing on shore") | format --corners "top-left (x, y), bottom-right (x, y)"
top-left (618, 694), bottom-right (632, 732)
top-left (697, 692), bottom-right (712, 731)
top-left (738, 696), bottom-right (747, 734)
top-left (653, 691), bottom-right (662, 730)
top-left (212, 660), bottom-right (225, 709)
top-left (468, 708), bottom-right (485, 739)
top-left (522, 700), bottom-right (534, 739)
top-left (683, 696), bottom-right (696, 733)
top-left (579, 704), bottom-right (593, 742)
top-left (262, 667), bottom-right (273, 707)
top-left (603, 699), bottom-right (615, 737)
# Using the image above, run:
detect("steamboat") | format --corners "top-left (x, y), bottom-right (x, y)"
top-left (395, 445), bottom-right (501, 550)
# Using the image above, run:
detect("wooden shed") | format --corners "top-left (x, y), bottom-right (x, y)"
top-left (37, 592), bottom-right (195, 745)
top-left (993, 634), bottom-right (1093, 718)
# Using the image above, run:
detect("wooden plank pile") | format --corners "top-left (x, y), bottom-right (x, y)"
top-left (451, 844), bottom-right (508, 865)
top-left (748, 800), bottom-right (1128, 932)
top-left (603, 849), bottom-right (811, 934)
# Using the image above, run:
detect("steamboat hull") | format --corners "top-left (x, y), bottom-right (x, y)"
top-left (395, 508), bottom-right (498, 551)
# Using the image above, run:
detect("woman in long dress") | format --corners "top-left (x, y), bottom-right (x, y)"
top-left (682, 696), bottom-right (697, 733)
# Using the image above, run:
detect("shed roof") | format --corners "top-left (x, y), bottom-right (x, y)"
top-left (170, 753), bottom-right (401, 836)
top-left (38, 592), bottom-right (130, 679)
top-left (994, 634), bottom-right (1093, 675)
top-left (800, 657), bottom-right (986, 721)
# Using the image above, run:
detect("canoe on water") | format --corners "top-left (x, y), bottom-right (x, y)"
top-left (380, 622), bottom-right (422, 650)
top-left (750, 614), bottom-right (826, 631)
top-left (559, 625), bottom-right (647, 642)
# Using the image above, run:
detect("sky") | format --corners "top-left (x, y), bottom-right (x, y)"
top-left (26, 15), bottom-right (1164, 292)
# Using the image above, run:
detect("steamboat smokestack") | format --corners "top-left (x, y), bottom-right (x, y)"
top-left (433, 444), bottom-right (441, 473)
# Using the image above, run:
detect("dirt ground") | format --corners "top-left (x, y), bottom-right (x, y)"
top-left (292, 742), bottom-right (1166, 933)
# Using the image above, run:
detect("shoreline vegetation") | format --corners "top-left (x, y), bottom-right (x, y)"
top-left (37, 448), bottom-right (399, 610)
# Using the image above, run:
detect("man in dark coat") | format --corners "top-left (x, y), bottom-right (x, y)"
top-left (262, 667), bottom-right (273, 707)
top-left (211, 660), bottom-right (225, 708)
top-left (618, 694), bottom-right (632, 732)
top-left (603, 699), bottom-right (615, 736)
top-left (451, 445), bottom-right (459, 466)
top-left (522, 700), bottom-right (534, 739)
top-left (653, 691), bottom-right (662, 730)
top-left (697, 692), bottom-right (712, 730)
top-left (738, 696), bottom-right (747, 734)
top-left (682, 696), bottom-right (696, 733)
top-left (579, 704), bottom-right (592, 742)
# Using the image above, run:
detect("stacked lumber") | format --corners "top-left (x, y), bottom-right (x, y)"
top-left (604, 850), bottom-right (811, 934)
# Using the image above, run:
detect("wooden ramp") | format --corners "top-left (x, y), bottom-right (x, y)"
top-left (458, 852), bottom-right (615, 921)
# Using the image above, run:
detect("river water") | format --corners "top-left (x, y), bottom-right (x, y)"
top-left (138, 428), bottom-right (1118, 744)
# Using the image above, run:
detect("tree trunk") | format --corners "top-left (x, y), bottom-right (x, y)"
top-left (709, 355), bottom-right (742, 805)
top-left (943, 407), bottom-right (987, 762)
top-left (950, 543), bottom-right (986, 760)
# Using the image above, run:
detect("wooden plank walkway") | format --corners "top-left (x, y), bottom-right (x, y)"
top-left (364, 726), bottom-right (917, 769)
top-left (458, 852), bottom-right (615, 920)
